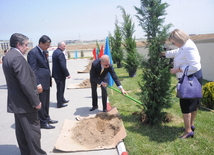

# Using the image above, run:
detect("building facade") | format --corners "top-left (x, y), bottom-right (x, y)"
top-left (0, 40), bottom-right (33, 50)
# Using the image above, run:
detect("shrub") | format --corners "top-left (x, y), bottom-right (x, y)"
top-left (67, 50), bottom-right (71, 59)
top-left (81, 50), bottom-right (84, 58)
top-left (118, 6), bottom-right (141, 77)
top-left (202, 82), bottom-right (214, 109)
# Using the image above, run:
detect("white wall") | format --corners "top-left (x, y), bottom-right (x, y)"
top-left (196, 42), bottom-right (214, 81)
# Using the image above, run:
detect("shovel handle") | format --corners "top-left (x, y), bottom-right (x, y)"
top-left (107, 85), bottom-right (143, 105)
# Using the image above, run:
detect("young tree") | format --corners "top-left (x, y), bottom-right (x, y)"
top-left (118, 6), bottom-right (141, 77)
top-left (96, 40), bottom-right (100, 56)
top-left (109, 17), bottom-right (123, 68)
top-left (135, 0), bottom-right (173, 125)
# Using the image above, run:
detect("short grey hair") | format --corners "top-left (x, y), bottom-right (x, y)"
top-left (10, 33), bottom-right (29, 48)
top-left (58, 41), bottom-right (65, 47)
top-left (169, 29), bottom-right (190, 46)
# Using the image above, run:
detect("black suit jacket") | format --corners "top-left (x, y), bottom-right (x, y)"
top-left (90, 59), bottom-right (121, 86)
top-left (52, 48), bottom-right (70, 79)
top-left (2, 48), bottom-right (40, 113)
top-left (27, 46), bottom-right (51, 90)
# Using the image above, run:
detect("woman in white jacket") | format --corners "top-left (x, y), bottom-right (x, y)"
top-left (162, 29), bottom-right (203, 139)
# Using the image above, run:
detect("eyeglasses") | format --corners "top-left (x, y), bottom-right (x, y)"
top-left (171, 42), bottom-right (175, 45)
top-left (104, 64), bottom-right (110, 67)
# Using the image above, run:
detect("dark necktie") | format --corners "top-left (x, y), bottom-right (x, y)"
top-left (43, 51), bottom-right (47, 59)
top-left (43, 51), bottom-right (48, 64)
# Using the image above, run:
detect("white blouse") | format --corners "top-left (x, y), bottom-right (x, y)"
top-left (166, 39), bottom-right (201, 79)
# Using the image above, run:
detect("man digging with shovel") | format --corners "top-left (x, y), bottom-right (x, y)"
top-left (90, 55), bottom-right (127, 112)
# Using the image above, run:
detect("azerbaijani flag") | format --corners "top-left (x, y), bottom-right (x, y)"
top-left (104, 37), bottom-right (114, 86)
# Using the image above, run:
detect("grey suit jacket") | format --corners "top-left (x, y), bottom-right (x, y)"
top-left (2, 48), bottom-right (40, 113)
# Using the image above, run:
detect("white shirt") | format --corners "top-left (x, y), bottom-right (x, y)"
top-left (166, 39), bottom-right (201, 79)
top-left (37, 45), bottom-right (43, 53)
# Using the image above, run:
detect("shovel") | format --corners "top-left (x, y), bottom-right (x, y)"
top-left (107, 85), bottom-right (144, 106)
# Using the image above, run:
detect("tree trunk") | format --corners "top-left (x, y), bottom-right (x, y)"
top-left (128, 70), bottom-right (136, 77)
top-left (117, 62), bottom-right (122, 68)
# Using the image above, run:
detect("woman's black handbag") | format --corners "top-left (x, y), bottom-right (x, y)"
top-left (176, 66), bottom-right (202, 99)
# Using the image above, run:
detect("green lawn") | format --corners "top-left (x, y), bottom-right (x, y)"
top-left (108, 66), bottom-right (214, 155)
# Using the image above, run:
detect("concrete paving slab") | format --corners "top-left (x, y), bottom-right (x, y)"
top-left (0, 58), bottom-right (118, 155)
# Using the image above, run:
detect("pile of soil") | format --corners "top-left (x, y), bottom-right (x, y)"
top-left (77, 79), bottom-right (91, 88)
top-left (71, 113), bottom-right (122, 149)
top-left (77, 58), bottom-right (93, 88)
top-left (77, 58), bottom-right (93, 73)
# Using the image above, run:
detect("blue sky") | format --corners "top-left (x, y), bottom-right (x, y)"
top-left (0, 0), bottom-right (214, 46)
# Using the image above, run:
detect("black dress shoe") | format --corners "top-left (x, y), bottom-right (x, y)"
top-left (103, 109), bottom-right (108, 112)
top-left (48, 119), bottom-right (58, 124)
top-left (63, 100), bottom-right (69, 103)
top-left (89, 106), bottom-right (98, 111)
top-left (57, 103), bottom-right (68, 108)
top-left (40, 123), bottom-right (55, 129)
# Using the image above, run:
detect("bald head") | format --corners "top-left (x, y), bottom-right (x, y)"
top-left (100, 55), bottom-right (110, 68)
top-left (58, 41), bottom-right (66, 51)
top-left (100, 55), bottom-right (110, 62)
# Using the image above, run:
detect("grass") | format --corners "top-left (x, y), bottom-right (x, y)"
top-left (108, 66), bottom-right (214, 155)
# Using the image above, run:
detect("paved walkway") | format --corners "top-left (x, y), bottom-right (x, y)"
top-left (0, 58), bottom-right (118, 155)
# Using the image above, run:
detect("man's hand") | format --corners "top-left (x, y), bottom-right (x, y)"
top-left (101, 82), bottom-right (108, 87)
top-left (35, 102), bottom-right (42, 109)
top-left (37, 85), bottom-right (43, 93)
top-left (67, 75), bottom-right (71, 79)
top-left (120, 88), bottom-right (127, 95)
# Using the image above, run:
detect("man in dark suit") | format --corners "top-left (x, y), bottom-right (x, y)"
top-left (2, 33), bottom-right (46, 155)
top-left (52, 41), bottom-right (70, 108)
top-left (27, 35), bottom-right (58, 129)
top-left (90, 55), bottom-right (127, 112)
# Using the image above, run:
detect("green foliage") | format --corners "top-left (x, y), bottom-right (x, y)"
top-left (80, 50), bottom-right (84, 58)
top-left (135, 0), bottom-right (172, 43)
top-left (135, 0), bottom-right (173, 125)
top-left (96, 40), bottom-right (100, 55)
top-left (202, 82), bottom-right (214, 109)
top-left (109, 65), bottom-right (214, 155)
top-left (118, 5), bottom-right (141, 76)
top-left (109, 18), bottom-right (123, 68)
top-left (67, 50), bottom-right (71, 59)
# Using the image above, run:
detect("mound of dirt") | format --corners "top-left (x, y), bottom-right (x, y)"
top-left (71, 113), bottom-right (122, 149)
top-left (78, 58), bottom-right (93, 73)
top-left (77, 79), bottom-right (91, 88)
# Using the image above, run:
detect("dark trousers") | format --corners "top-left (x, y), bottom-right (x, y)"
top-left (14, 113), bottom-right (46, 155)
top-left (54, 79), bottom-right (66, 107)
top-left (38, 89), bottom-right (50, 125)
top-left (90, 80), bottom-right (107, 110)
